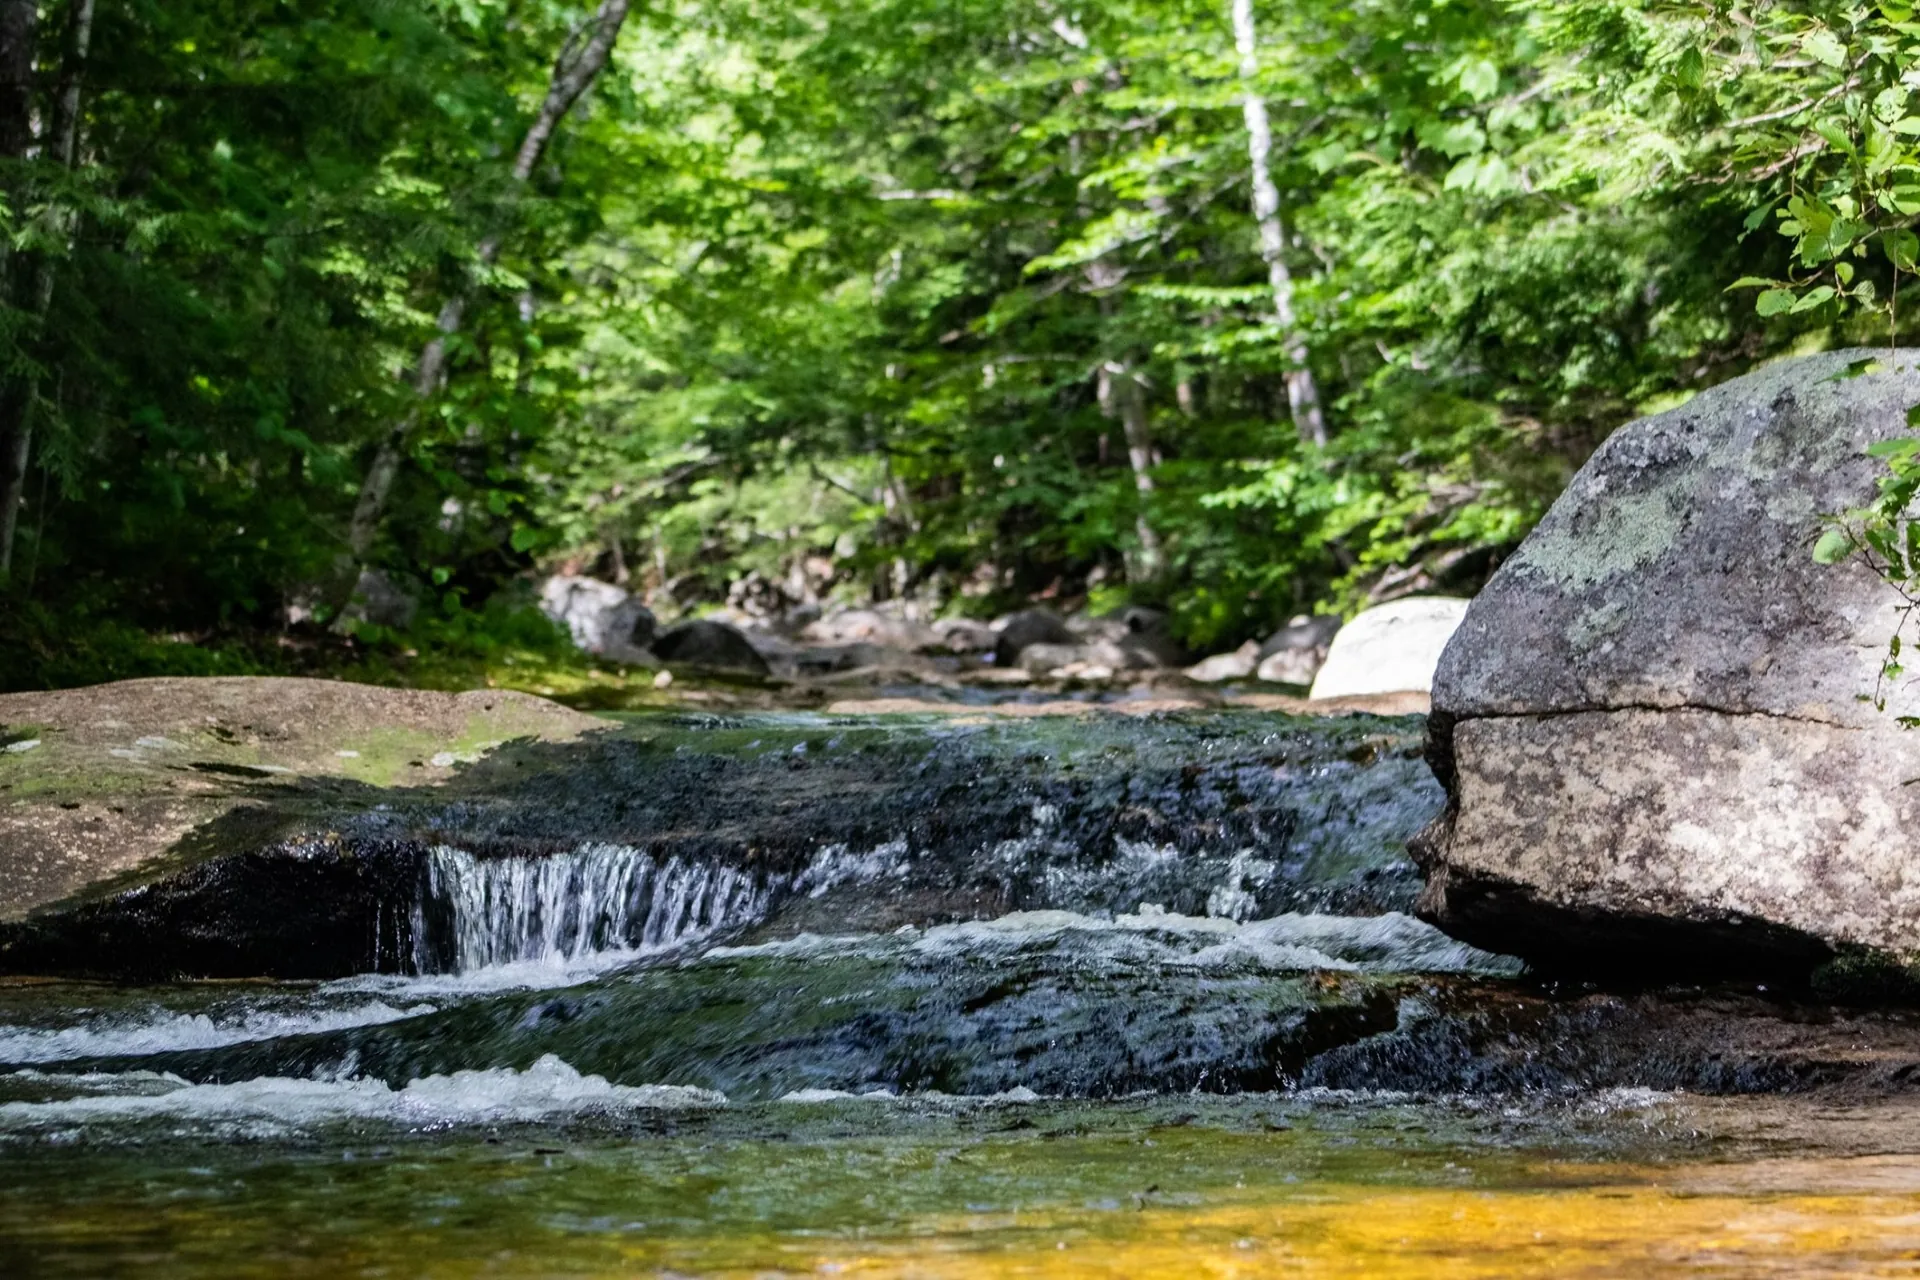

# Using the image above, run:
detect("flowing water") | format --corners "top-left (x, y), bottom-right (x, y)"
top-left (6, 709), bottom-right (1920, 1276)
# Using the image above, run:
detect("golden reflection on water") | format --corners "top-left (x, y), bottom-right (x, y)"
top-left (630, 1160), bottom-right (1920, 1279)
top-left (17, 1101), bottom-right (1920, 1277)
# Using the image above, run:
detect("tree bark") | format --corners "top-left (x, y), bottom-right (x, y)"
top-left (1230, 0), bottom-right (1325, 448)
top-left (342, 0), bottom-right (633, 571)
top-left (1105, 360), bottom-right (1165, 582)
top-left (0, 0), bottom-right (93, 578)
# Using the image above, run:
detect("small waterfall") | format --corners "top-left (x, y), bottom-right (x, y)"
top-left (417, 844), bottom-right (772, 973)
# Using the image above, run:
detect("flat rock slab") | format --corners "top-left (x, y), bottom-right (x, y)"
top-left (0, 678), bottom-right (600, 920)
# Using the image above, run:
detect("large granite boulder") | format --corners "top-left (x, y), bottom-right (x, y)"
top-left (1309, 597), bottom-right (1468, 700)
top-left (1414, 349), bottom-right (1920, 976)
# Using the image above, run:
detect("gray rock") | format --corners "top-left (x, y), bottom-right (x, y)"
top-left (1259, 615), bottom-right (1341, 660)
top-left (1115, 606), bottom-right (1184, 667)
top-left (1060, 606), bottom-right (1183, 668)
top-left (538, 575), bottom-right (656, 663)
top-left (1415, 349), bottom-right (1920, 975)
top-left (800, 608), bottom-right (942, 652)
top-left (1309, 597), bottom-right (1467, 699)
top-left (994, 608), bottom-right (1076, 666)
top-left (1185, 640), bottom-right (1260, 683)
top-left (650, 620), bottom-right (772, 676)
top-left (1018, 641), bottom-right (1105, 674)
top-left (1256, 615), bottom-right (1339, 685)
top-left (339, 568), bottom-right (419, 631)
top-left (933, 618), bottom-right (998, 654)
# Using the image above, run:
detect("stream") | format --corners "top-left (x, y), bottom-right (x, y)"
top-left (7, 708), bottom-right (1920, 1276)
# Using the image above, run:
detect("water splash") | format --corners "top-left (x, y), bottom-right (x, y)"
top-left (0, 1001), bottom-right (435, 1066)
top-left (0, 1055), bottom-right (725, 1137)
top-left (417, 844), bottom-right (772, 974)
top-left (706, 908), bottom-right (1520, 976)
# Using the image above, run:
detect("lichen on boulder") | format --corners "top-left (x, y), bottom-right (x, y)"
top-left (1415, 349), bottom-right (1920, 975)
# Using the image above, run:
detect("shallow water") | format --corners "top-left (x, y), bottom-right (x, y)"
top-left (10, 1089), bottom-right (1920, 1277)
top-left (5, 709), bottom-right (1919, 1275)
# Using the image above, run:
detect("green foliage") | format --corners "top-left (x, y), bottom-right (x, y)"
top-left (3, 0), bottom-right (1901, 681)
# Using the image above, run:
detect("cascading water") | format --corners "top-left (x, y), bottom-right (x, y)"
top-left (416, 843), bottom-right (772, 973)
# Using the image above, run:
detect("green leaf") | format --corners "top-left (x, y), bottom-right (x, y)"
top-left (1814, 528), bottom-right (1854, 564)
top-left (1755, 289), bottom-right (1797, 316)
top-left (1675, 47), bottom-right (1704, 89)
top-left (1742, 202), bottom-right (1778, 235)
top-left (1815, 120), bottom-right (1857, 156)
top-left (1724, 276), bottom-right (1776, 290)
top-left (1457, 58), bottom-right (1498, 101)
top-left (509, 526), bottom-right (542, 553)
top-left (1788, 285), bottom-right (1837, 312)
top-left (1887, 228), bottom-right (1920, 270)
top-left (1804, 28), bottom-right (1848, 68)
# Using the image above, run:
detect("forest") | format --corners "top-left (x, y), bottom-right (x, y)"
top-left (1, 0), bottom-right (1914, 690)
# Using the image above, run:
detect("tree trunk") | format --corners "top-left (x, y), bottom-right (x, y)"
top-left (1230, 0), bottom-right (1326, 448)
top-left (0, 0), bottom-right (94, 579)
top-left (1107, 361), bottom-right (1165, 582)
top-left (341, 0), bottom-right (633, 574)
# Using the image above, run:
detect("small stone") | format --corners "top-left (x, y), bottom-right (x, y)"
top-left (653, 669), bottom-right (674, 689)
top-left (3, 739), bottom-right (40, 754)
top-left (335, 749), bottom-right (360, 758)
top-left (429, 752), bottom-right (458, 768)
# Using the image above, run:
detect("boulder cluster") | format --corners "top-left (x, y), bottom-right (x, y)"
top-left (538, 572), bottom-right (1467, 698)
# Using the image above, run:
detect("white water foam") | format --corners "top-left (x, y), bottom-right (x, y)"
top-left (0, 1054), bottom-right (724, 1135)
top-left (331, 956), bottom-right (645, 999)
top-left (0, 1001), bottom-right (436, 1066)
top-left (419, 844), bottom-right (772, 973)
top-left (776, 1085), bottom-right (1044, 1106)
top-left (708, 909), bottom-right (1519, 975)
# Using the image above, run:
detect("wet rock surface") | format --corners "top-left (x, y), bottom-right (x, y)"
top-left (0, 707), bottom-right (1441, 981)
top-left (1419, 350), bottom-right (1920, 972)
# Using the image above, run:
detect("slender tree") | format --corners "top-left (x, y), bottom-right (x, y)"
top-left (341, 0), bottom-right (633, 585)
top-left (0, 0), bottom-right (93, 578)
top-left (1108, 361), bottom-right (1165, 581)
top-left (1230, 0), bottom-right (1325, 447)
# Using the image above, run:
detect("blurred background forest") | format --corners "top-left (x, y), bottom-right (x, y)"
top-left (0, 0), bottom-right (1908, 690)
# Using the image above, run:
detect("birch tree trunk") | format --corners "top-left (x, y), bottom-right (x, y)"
top-left (1104, 360), bottom-right (1165, 582)
top-left (1230, 0), bottom-right (1326, 448)
top-left (0, 0), bottom-right (95, 578)
top-left (341, 0), bottom-right (633, 576)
